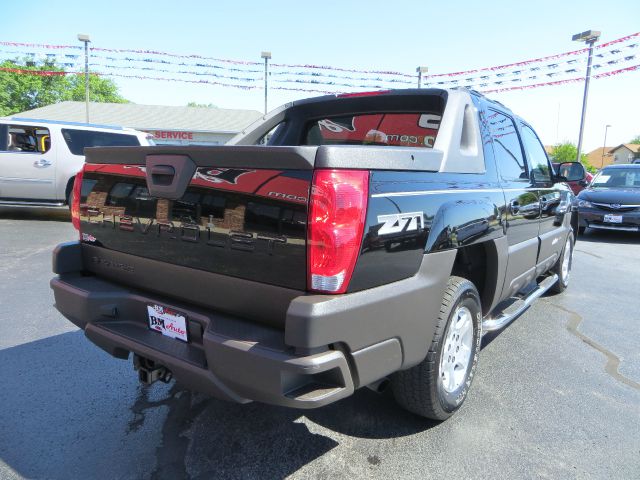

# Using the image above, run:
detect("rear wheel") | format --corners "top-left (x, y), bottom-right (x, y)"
top-left (550, 231), bottom-right (574, 294)
top-left (391, 276), bottom-right (481, 420)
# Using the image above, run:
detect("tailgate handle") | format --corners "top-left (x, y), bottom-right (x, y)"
top-left (149, 165), bottom-right (175, 186)
top-left (145, 155), bottom-right (196, 200)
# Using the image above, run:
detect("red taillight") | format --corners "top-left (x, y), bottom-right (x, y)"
top-left (308, 169), bottom-right (369, 294)
top-left (71, 165), bottom-right (85, 231)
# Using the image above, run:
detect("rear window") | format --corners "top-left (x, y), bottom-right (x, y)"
top-left (62, 128), bottom-right (140, 156)
top-left (304, 113), bottom-right (441, 148)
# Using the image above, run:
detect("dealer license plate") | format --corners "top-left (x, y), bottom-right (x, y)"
top-left (603, 214), bottom-right (623, 224)
top-left (147, 304), bottom-right (188, 342)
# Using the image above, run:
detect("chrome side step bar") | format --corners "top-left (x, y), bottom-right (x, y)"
top-left (482, 274), bottom-right (558, 335)
top-left (0, 200), bottom-right (65, 208)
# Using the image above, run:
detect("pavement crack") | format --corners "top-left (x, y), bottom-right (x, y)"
top-left (550, 302), bottom-right (640, 391)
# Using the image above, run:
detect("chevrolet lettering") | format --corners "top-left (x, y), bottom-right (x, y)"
top-left (84, 210), bottom-right (288, 253)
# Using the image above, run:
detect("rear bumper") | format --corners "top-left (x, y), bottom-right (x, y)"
top-left (51, 242), bottom-right (453, 409)
top-left (51, 271), bottom-right (356, 408)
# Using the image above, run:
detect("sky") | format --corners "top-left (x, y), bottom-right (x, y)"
top-left (1, 0), bottom-right (639, 152)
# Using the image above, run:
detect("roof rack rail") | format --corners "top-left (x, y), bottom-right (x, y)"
top-left (8, 117), bottom-right (125, 130)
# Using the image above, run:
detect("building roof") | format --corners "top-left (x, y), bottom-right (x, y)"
top-left (6, 101), bottom-right (263, 134)
top-left (586, 146), bottom-right (615, 169)
top-left (609, 143), bottom-right (640, 154)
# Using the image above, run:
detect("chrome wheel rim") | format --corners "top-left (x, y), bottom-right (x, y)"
top-left (561, 236), bottom-right (572, 285)
top-left (440, 306), bottom-right (474, 393)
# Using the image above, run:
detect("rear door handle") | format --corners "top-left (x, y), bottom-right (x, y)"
top-left (33, 159), bottom-right (52, 168)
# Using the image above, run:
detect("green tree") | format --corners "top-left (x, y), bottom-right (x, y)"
top-left (0, 58), bottom-right (127, 116)
top-left (0, 59), bottom-right (68, 116)
top-left (630, 135), bottom-right (640, 145)
top-left (66, 75), bottom-right (128, 104)
top-left (550, 142), bottom-right (596, 174)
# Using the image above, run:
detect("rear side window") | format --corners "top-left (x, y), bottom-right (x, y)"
top-left (1, 125), bottom-right (51, 154)
top-left (304, 113), bottom-right (441, 148)
top-left (520, 124), bottom-right (551, 184)
top-left (62, 129), bottom-right (140, 156)
top-left (488, 111), bottom-right (527, 182)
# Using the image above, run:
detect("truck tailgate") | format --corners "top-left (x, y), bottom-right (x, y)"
top-left (78, 146), bottom-right (315, 291)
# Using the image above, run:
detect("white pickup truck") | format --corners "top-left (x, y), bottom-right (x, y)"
top-left (0, 118), bottom-right (152, 207)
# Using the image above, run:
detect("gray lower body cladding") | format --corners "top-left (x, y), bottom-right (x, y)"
top-left (50, 242), bottom-right (454, 408)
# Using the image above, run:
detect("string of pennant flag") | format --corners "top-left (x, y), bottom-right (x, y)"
top-left (2, 31), bottom-right (637, 73)
top-left (1, 39), bottom-right (637, 87)
top-left (0, 32), bottom-right (638, 95)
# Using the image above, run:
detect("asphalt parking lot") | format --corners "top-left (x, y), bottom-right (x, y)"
top-left (0, 207), bottom-right (639, 480)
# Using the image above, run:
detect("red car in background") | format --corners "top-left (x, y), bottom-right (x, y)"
top-left (553, 162), bottom-right (593, 195)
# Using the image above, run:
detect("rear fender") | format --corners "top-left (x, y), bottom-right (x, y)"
top-left (426, 198), bottom-right (503, 252)
top-left (286, 249), bottom-right (458, 370)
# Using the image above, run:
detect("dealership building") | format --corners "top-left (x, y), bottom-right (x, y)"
top-left (8, 101), bottom-right (263, 146)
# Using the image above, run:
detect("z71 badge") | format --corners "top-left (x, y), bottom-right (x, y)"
top-left (377, 212), bottom-right (424, 235)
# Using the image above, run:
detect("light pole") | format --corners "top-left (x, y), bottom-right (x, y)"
top-left (416, 66), bottom-right (428, 88)
top-left (261, 51), bottom-right (271, 114)
top-left (77, 33), bottom-right (91, 123)
top-left (601, 124), bottom-right (611, 166)
top-left (572, 29), bottom-right (600, 163)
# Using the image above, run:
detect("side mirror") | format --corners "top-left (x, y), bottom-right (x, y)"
top-left (557, 161), bottom-right (586, 182)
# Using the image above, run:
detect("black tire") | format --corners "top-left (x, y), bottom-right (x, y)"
top-left (391, 276), bottom-right (482, 420)
top-left (550, 231), bottom-right (574, 294)
top-left (578, 226), bottom-right (586, 235)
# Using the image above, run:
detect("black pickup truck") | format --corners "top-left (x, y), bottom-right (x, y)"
top-left (51, 89), bottom-right (585, 420)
